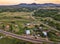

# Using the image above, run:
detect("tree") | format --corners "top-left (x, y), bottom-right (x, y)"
top-left (9, 24), bottom-right (13, 32)
top-left (2, 24), bottom-right (5, 30)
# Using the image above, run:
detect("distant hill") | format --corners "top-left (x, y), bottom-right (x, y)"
top-left (0, 3), bottom-right (60, 8)
top-left (15, 3), bottom-right (60, 8)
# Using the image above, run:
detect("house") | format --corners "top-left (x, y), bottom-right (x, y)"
top-left (37, 34), bottom-right (40, 37)
top-left (25, 23), bottom-right (30, 26)
top-left (6, 25), bottom-right (10, 28)
top-left (5, 24), bottom-right (10, 31)
top-left (15, 25), bottom-right (18, 27)
top-left (25, 30), bottom-right (30, 35)
top-left (25, 23), bottom-right (35, 28)
top-left (0, 36), bottom-right (3, 39)
top-left (42, 31), bottom-right (47, 37)
top-left (39, 27), bottom-right (43, 29)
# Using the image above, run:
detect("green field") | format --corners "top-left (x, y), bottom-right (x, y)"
top-left (0, 8), bottom-right (60, 44)
top-left (0, 12), bottom-right (33, 34)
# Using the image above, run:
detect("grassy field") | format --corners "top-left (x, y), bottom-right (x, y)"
top-left (0, 9), bottom-right (60, 44)
top-left (0, 12), bottom-right (33, 34)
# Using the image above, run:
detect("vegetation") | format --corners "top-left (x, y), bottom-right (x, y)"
top-left (0, 7), bottom-right (60, 44)
top-left (34, 9), bottom-right (60, 21)
top-left (0, 34), bottom-right (33, 44)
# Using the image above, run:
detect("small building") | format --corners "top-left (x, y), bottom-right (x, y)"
top-left (5, 24), bottom-right (10, 31)
top-left (42, 31), bottom-right (47, 37)
top-left (39, 27), bottom-right (42, 29)
top-left (15, 25), bottom-right (18, 27)
top-left (38, 27), bottom-right (43, 31)
top-left (37, 34), bottom-right (40, 37)
top-left (0, 36), bottom-right (3, 39)
top-left (25, 23), bottom-right (34, 28)
top-left (6, 25), bottom-right (10, 28)
top-left (26, 23), bottom-right (30, 26)
top-left (25, 30), bottom-right (30, 35)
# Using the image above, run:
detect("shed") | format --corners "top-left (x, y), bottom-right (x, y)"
top-left (25, 30), bottom-right (30, 35)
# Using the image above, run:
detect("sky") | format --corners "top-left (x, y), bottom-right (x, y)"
top-left (0, 0), bottom-right (60, 5)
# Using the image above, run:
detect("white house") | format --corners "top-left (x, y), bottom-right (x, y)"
top-left (25, 30), bottom-right (30, 35)
top-left (42, 31), bottom-right (47, 36)
top-left (26, 23), bottom-right (30, 26)
top-left (0, 36), bottom-right (3, 39)
top-left (39, 27), bottom-right (43, 29)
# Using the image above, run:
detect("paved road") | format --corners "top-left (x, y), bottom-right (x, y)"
top-left (0, 30), bottom-right (54, 44)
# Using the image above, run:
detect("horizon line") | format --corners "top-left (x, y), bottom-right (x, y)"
top-left (0, 3), bottom-right (60, 6)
